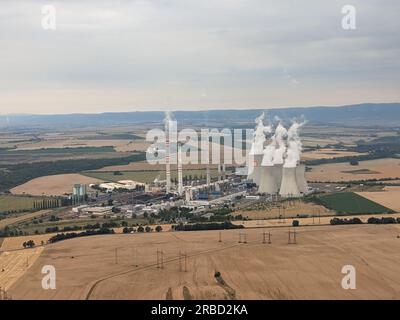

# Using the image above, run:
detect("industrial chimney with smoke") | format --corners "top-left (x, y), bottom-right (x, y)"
top-left (177, 143), bottom-right (183, 195)
top-left (164, 112), bottom-right (172, 194)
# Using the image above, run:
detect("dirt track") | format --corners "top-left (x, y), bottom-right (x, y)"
top-left (8, 224), bottom-right (400, 300)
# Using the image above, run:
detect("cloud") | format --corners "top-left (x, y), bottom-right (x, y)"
top-left (0, 0), bottom-right (400, 113)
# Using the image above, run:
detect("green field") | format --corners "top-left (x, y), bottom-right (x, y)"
top-left (317, 192), bottom-right (394, 215)
top-left (82, 169), bottom-right (220, 184)
top-left (0, 195), bottom-right (42, 213)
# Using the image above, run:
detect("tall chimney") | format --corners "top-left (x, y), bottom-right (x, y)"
top-left (177, 144), bottom-right (183, 195)
top-left (206, 165), bottom-right (211, 186)
top-left (165, 126), bottom-right (171, 194)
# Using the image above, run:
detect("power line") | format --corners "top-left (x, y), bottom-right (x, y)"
top-left (288, 229), bottom-right (297, 245)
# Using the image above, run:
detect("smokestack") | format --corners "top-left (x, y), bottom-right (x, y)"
top-left (279, 167), bottom-right (301, 198)
top-left (165, 115), bottom-right (171, 194)
top-left (295, 164), bottom-right (308, 194)
top-left (206, 165), bottom-right (211, 186)
top-left (177, 144), bottom-right (183, 195)
top-left (185, 188), bottom-right (191, 202)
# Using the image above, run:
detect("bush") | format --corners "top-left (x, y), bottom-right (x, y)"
top-left (330, 217), bottom-right (363, 225)
top-left (137, 226), bottom-right (144, 233)
top-left (173, 221), bottom-right (244, 232)
top-left (48, 228), bottom-right (114, 243)
top-left (22, 240), bottom-right (35, 248)
top-left (367, 217), bottom-right (397, 224)
top-left (292, 220), bottom-right (299, 227)
top-left (123, 227), bottom-right (133, 234)
top-left (155, 225), bottom-right (163, 232)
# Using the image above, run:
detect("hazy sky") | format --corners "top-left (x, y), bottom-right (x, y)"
top-left (1, 0), bottom-right (400, 114)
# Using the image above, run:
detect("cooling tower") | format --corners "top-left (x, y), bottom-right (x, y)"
top-left (249, 154), bottom-right (263, 185)
top-left (279, 167), bottom-right (301, 198)
top-left (258, 166), bottom-right (278, 194)
top-left (295, 164), bottom-right (308, 194)
top-left (272, 164), bottom-right (283, 191)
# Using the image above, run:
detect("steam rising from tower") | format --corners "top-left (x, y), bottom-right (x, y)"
top-left (255, 118), bottom-right (308, 197)
top-left (248, 113), bottom-right (272, 185)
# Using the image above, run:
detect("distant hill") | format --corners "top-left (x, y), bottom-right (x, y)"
top-left (0, 103), bottom-right (399, 130)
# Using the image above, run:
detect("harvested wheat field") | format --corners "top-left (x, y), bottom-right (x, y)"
top-left (307, 158), bottom-right (400, 182)
top-left (0, 233), bottom-right (57, 251)
top-left (0, 248), bottom-right (44, 291)
top-left (237, 201), bottom-right (334, 220)
top-left (8, 224), bottom-right (400, 300)
top-left (11, 174), bottom-right (102, 196)
top-left (233, 212), bottom-right (400, 228)
top-left (357, 186), bottom-right (400, 212)
top-left (301, 149), bottom-right (367, 160)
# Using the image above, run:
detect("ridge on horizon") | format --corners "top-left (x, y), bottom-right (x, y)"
top-left (1, 102), bottom-right (399, 117)
top-left (0, 102), bottom-right (399, 129)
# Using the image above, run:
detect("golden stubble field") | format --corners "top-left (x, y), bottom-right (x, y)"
top-left (357, 186), bottom-right (400, 212)
top-left (301, 149), bottom-right (367, 160)
top-left (236, 201), bottom-right (334, 220)
top-left (10, 173), bottom-right (102, 196)
top-left (0, 234), bottom-right (50, 291)
top-left (8, 224), bottom-right (400, 300)
top-left (307, 158), bottom-right (400, 182)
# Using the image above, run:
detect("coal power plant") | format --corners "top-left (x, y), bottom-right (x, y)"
top-left (249, 115), bottom-right (309, 198)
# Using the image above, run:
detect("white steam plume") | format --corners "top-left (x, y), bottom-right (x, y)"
top-left (283, 119), bottom-right (306, 168)
top-left (272, 123), bottom-right (288, 165)
top-left (250, 112), bottom-right (271, 155)
top-left (261, 136), bottom-right (276, 166)
top-left (164, 110), bottom-right (172, 124)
